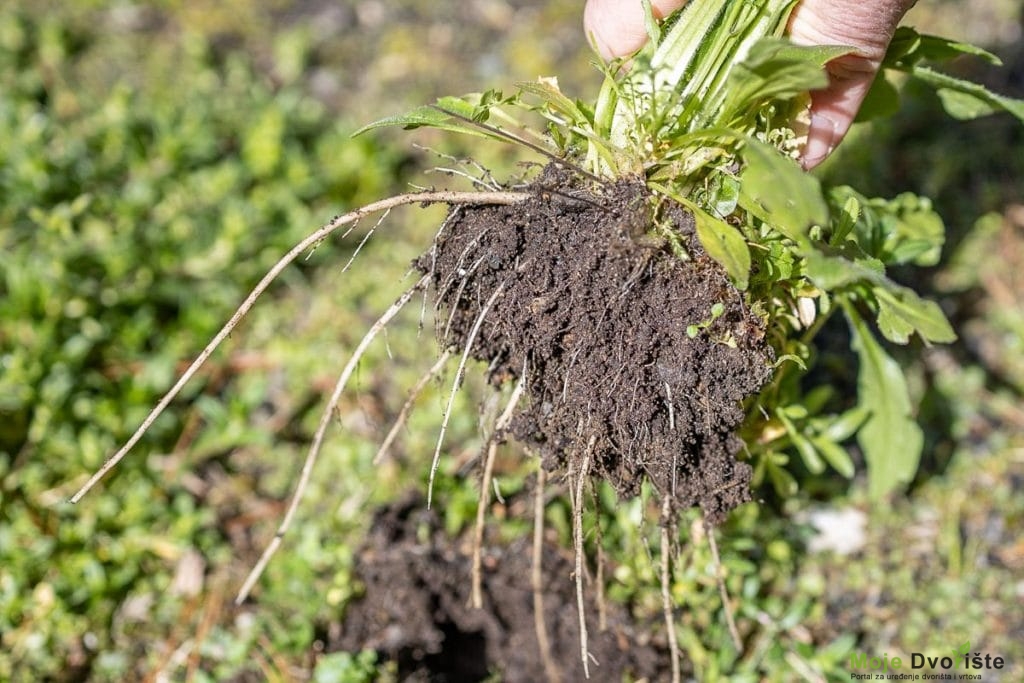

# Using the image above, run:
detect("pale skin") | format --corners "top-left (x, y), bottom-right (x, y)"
top-left (583, 0), bottom-right (917, 168)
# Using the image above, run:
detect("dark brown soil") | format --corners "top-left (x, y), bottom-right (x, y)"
top-left (420, 166), bottom-right (773, 522)
top-left (336, 493), bottom-right (670, 682)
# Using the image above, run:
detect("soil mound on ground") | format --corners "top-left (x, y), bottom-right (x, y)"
top-left (420, 166), bottom-right (773, 521)
top-left (336, 494), bottom-right (669, 682)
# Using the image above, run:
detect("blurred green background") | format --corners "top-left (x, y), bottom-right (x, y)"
top-left (0, 1), bottom-right (1021, 680)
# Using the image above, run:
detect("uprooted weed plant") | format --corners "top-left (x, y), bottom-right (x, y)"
top-left (67, 0), bottom-right (1024, 678)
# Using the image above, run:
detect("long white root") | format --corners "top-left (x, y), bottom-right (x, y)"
top-left (70, 190), bottom-right (527, 504)
top-left (235, 276), bottom-right (427, 604)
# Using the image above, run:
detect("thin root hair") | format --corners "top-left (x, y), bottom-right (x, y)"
top-left (235, 274), bottom-right (428, 605)
top-left (68, 189), bottom-right (526, 504)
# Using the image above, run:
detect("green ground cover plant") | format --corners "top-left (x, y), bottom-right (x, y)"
top-left (0, 5), bottom-right (413, 678)
top-left (4, 1), bottom-right (1022, 680)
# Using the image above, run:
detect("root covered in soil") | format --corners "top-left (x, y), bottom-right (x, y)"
top-left (337, 494), bottom-right (670, 682)
top-left (421, 166), bottom-right (773, 521)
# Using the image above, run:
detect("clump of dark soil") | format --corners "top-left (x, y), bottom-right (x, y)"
top-left (420, 165), bottom-right (773, 521)
top-left (336, 494), bottom-right (670, 682)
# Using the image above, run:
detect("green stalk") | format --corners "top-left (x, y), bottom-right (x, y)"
top-left (586, 0), bottom-right (797, 175)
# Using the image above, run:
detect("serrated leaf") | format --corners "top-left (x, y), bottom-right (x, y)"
top-left (739, 137), bottom-right (828, 243)
top-left (846, 306), bottom-right (923, 499)
top-left (873, 287), bottom-right (957, 345)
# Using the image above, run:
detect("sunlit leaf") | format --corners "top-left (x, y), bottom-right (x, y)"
top-left (846, 306), bottom-right (923, 499)
top-left (908, 66), bottom-right (1024, 123)
top-left (886, 27), bottom-right (1002, 67)
top-left (803, 250), bottom-right (885, 290)
top-left (693, 208), bottom-right (751, 290)
top-left (818, 406), bottom-right (869, 443)
top-left (352, 105), bottom-right (499, 140)
top-left (873, 287), bottom-right (956, 345)
top-left (725, 39), bottom-right (851, 118)
top-left (652, 182), bottom-right (751, 289)
top-left (515, 79), bottom-right (590, 126)
top-left (738, 137), bottom-right (828, 242)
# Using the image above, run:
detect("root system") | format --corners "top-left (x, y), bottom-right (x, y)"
top-left (422, 166), bottom-right (773, 521)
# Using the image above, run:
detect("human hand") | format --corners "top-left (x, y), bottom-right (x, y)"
top-left (583, 0), bottom-right (917, 168)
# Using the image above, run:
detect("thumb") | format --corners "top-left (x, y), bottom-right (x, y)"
top-left (788, 0), bottom-right (915, 168)
top-left (583, 0), bottom-right (687, 60)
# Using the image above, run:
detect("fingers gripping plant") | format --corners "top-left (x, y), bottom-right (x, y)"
top-left (71, 0), bottom-right (1023, 678)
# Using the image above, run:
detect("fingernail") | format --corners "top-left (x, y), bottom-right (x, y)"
top-left (801, 112), bottom-right (838, 170)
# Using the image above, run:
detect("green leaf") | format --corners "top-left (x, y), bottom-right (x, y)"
top-left (878, 28), bottom-right (1023, 123)
top-left (818, 406), bottom-right (869, 443)
top-left (352, 104), bottom-right (498, 140)
top-left (515, 79), bottom-right (590, 126)
top-left (882, 192), bottom-right (945, 266)
top-left (908, 66), bottom-right (1024, 123)
top-left (651, 182), bottom-right (751, 289)
top-left (640, 0), bottom-right (662, 46)
top-left (810, 436), bottom-right (855, 479)
top-left (937, 88), bottom-right (998, 119)
top-left (873, 287), bottom-right (957, 345)
top-left (738, 137), bottom-right (828, 243)
top-left (803, 250), bottom-right (885, 290)
top-left (856, 74), bottom-right (901, 122)
top-left (711, 173), bottom-right (740, 218)
top-left (692, 208), bottom-right (751, 290)
top-left (830, 194), bottom-right (860, 246)
top-left (725, 39), bottom-right (852, 118)
top-left (778, 411), bottom-right (825, 474)
top-left (886, 27), bottom-right (1002, 67)
top-left (766, 456), bottom-right (799, 497)
top-left (845, 305), bottom-right (923, 499)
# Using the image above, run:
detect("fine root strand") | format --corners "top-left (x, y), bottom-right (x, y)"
top-left (235, 275), bottom-right (427, 605)
top-left (470, 369), bottom-right (526, 609)
top-left (341, 207), bottom-right (389, 273)
top-left (705, 514), bottom-right (743, 652)
top-left (427, 281), bottom-right (507, 509)
top-left (590, 481), bottom-right (608, 633)
top-left (532, 466), bottom-right (562, 683)
top-left (373, 349), bottom-right (453, 465)
top-left (69, 189), bottom-right (527, 504)
top-left (573, 436), bottom-right (596, 679)
top-left (661, 497), bottom-right (681, 683)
